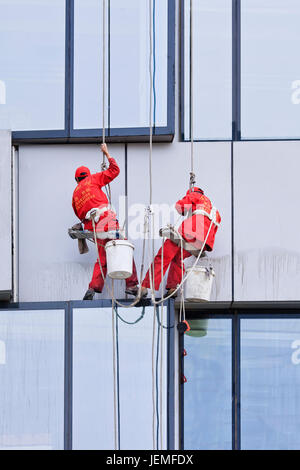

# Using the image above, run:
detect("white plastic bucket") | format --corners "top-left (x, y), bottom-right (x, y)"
top-left (105, 240), bottom-right (134, 280)
top-left (185, 266), bottom-right (215, 302)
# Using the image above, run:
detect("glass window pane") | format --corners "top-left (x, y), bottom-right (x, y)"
top-left (110, 0), bottom-right (168, 129)
top-left (0, 0), bottom-right (66, 131)
top-left (241, 0), bottom-right (300, 139)
top-left (241, 318), bottom-right (300, 450)
top-left (184, 317), bottom-right (232, 449)
top-left (0, 310), bottom-right (65, 450)
top-left (73, 307), bottom-right (115, 450)
top-left (183, 0), bottom-right (232, 140)
top-left (74, 0), bottom-right (169, 130)
top-left (73, 0), bottom-right (108, 130)
top-left (73, 306), bottom-right (168, 450)
top-left (117, 306), bottom-right (168, 450)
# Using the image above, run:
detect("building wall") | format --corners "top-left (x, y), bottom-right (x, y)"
top-left (0, 130), bottom-right (11, 299)
top-left (234, 141), bottom-right (300, 301)
top-left (18, 141), bottom-right (231, 302)
top-left (17, 139), bottom-right (300, 303)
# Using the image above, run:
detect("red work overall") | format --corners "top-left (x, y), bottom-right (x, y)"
top-left (142, 188), bottom-right (221, 291)
top-left (72, 157), bottom-right (138, 293)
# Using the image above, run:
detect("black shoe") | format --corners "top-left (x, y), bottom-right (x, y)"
top-left (125, 286), bottom-right (139, 296)
top-left (83, 288), bottom-right (95, 300)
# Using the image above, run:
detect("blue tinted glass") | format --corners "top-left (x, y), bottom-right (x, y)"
top-left (0, 0), bottom-right (65, 131)
top-left (184, 318), bottom-right (232, 449)
top-left (241, 318), bottom-right (300, 450)
top-left (183, 0), bottom-right (232, 140)
top-left (74, 0), bottom-right (168, 130)
top-left (73, 306), bottom-right (168, 450)
top-left (117, 306), bottom-right (168, 450)
top-left (0, 310), bottom-right (65, 450)
top-left (241, 0), bottom-right (300, 138)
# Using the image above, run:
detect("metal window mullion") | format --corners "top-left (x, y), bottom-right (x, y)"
top-left (167, 299), bottom-right (175, 450)
top-left (66, 0), bottom-right (74, 137)
top-left (232, 0), bottom-right (241, 141)
top-left (64, 302), bottom-right (73, 450)
top-left (232, 311), bottom-right (241, 450)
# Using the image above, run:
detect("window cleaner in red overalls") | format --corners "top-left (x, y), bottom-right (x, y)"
top-left (72, 143), bottom-right (139, 300)
top-left (140, 187), bottom-right (221, 298)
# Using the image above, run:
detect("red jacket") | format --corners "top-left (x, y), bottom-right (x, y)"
top-left (175, 189), bottom-right (221, 251)
top-left (72, 157), bottom-right (120, 232)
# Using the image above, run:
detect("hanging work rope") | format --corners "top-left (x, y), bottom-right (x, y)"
top-left (101, 0), bottom-right (112, 205)
top-left (86, 0), bottom-right (214, 451)
top-left (189, 0), bottom-right (195, 191)
top-left (111, 282), bottom-right (119, 450)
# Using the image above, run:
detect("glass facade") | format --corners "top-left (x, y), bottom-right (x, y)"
top-left (0, 302), bottom-right (173, 450)
top-left (0, 309), bottom-right (65, 450)
top-left (182, 0), bottom-right (232, 140)
top-left (74, 0), bottom-right (168, 131)
top-left (241, 0), bottom-right (300, 139)
top-left (0, 0), bottom-right (66, 131)
top-left (1, 304), bottom-right (300, 450)
top-left (182, 0), bottom-right (300, 141)
top-left (241, 318), bottom-right (300, 450)
top-left (72, 304), bottom-right (169, 450)
top-left (0, 0), bottom-right (174, 140)
top-left (182, 311), bottom-right (300, 450)
top-left (183, 318), bottom-right (232, 450)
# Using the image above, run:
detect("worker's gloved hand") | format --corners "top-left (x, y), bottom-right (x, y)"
top-left (101, 143), bottom-right (112, 160)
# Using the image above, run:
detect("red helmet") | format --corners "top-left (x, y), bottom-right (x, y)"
top-left (186, 187), bottom-right (204, 195)
top-left (75, 166), bottom-right (91, 180)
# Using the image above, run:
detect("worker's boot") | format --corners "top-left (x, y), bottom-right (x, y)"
top-left (125, 286), bottom-right (139, 297)
top-left (166, 288), bottom-right (177, 299)
top-left (138, 287), bottom-right (148, 299)
top-left (83, 288), bottom-right (95, 300)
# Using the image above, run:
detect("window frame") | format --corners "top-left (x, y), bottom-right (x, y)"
top-left (10, 0), bottom-right (175, 144)
top-left (0, 298), bottom-right (175, 450)
top-left (180, 0), bottom-right (300, 142)
top-left (180, 301), bottom-right (300, 450)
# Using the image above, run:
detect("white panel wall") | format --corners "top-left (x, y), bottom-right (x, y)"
top-left (0, 130), bottom-right (12, 299)
top-left (127, 141), bottom-right (232, 301)
top-left (19, 144), bottom-right (125, 302)
top-left (234, 141), bottom-right (300, 301)
top-left (18, 141), bottom-right (231, 303)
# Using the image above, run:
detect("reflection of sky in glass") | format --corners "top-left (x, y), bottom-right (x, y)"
top-left (74, 0), bottom-right (168, 130)
top-left (184, 318), bottom-right (232, 450)
top-left (73, 306), bottom-right (168, 450)
top-left (242, 0), bottom-right (300, 138)
top-left (184, 0), bottom-right (232, 140)
top-left (241, 318), bottom-right (300, 450)
top-left (0, 0), bottom-right (65, 131)
top-left (0, 310), bottom-right (65, 450)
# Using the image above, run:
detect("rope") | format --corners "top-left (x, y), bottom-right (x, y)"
top-left (159, 297), bottom-right (164, 449)
top-left (189, 0), bottom-right (195, 191)
top-left (148, 0), bottom-right (156, 449)
top-left (149, 0), bottom-right (153, 207)
top-left (148, 218), bottom-right (215, 306)
top-left (115, 305), bottom-right (146, 325)
top-left (159, 237), bottom-right (164, 449)
top-left (115, 307), bottom-right (121, 450)
top-left (91, 213), bottom-right (149, 309)
top-left (151, 303), bottom-right (156, 450)
top-left (156, 307), bottom-right (160, 449)
top-left (111, 280), bottom-right (118, 450)
top-left (102, 0), bottom-right (106, 148)
top-left (101, 0), bottom-right (112, 205)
